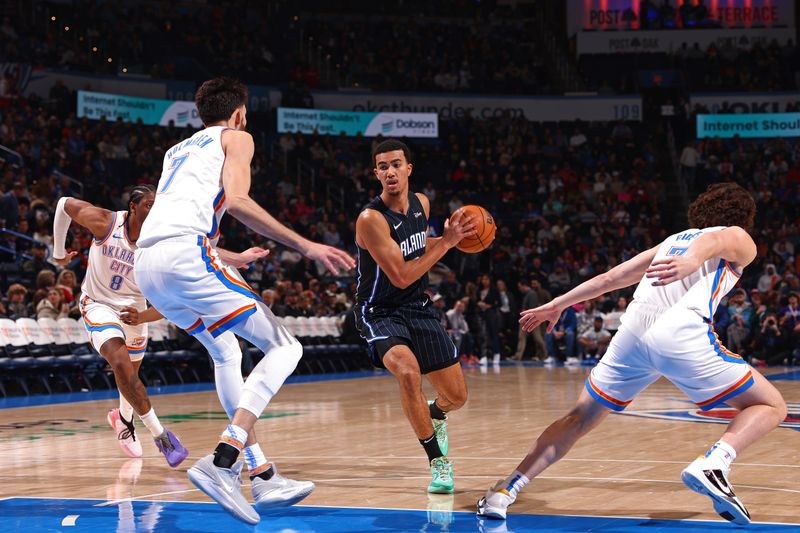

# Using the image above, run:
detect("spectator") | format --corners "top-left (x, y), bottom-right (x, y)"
top-left (511, 279), bottom-right (545, 361)
top-left (726, 288), bottom-right (753, 355)
top-left (602, 296), bottom-right (628, 333)
top-left (5, 283), bottom-right (31, 319)
top-left (577, 315), bottom-right (612, 362)
top-left (544, 306), bottom-right (577, 364)
top-left (56, 269), bottom-right (78, 307)
top-left (477, 274), bottom-right (502, 364)
top-left (36, 287), bottom-right (70, 320)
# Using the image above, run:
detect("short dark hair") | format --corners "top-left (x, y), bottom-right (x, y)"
top-left (195, 77), bottom-right (248, 125)
top-left (373, 139), bottom-right (412, 166)
top-left (687, 182), bottom-right (756, 230)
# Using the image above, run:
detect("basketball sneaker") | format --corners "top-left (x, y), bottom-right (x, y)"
top-left (681, 456), bottom-right (751, 525)
top-left (154, 430), bottom-right (189, 468)
top-left (428, 457), bottom-right (454, 494)
top-left (476, 480), bottom-right (516, 520)
top-left (107, 408), bottom-right (143, 458)
top-left (187, 454), bottom-right (259, 525)
top-left (251, 468), bottom-right (315, 511)
top-left (428, 400), bottom-right (449, 456)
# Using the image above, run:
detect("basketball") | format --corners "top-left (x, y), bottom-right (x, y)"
top-left (451, 204), bottom-right (496, 253)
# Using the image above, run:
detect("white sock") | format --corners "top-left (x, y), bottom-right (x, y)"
top-left (704, 440), bottom-right (737, 471)
top-left (500, 470), bottom-right (529, 499)
top-left (243, 443), bottom-right (271, 477)
top-left (119, 394), bottom-right (135, 422)
top-left (139, 408), bottom-right (165, 438)
top-left (220, 424), bottom-right (248, 450)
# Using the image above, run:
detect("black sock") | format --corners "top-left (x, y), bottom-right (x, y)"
top-left (429, 400), bottom-right (447, 420)
top-left (212, 442), bottom-right (240, 469)
top-left (250, 464), bottom-right (275, 481)
top-left (420, 433), bottom-right (443, 463)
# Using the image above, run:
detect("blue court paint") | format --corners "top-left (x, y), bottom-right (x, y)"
top-left (0, 370), bottom-right (389, 409)
top-left (766, 370), bottom-right (800, 381)
top-left (0, 498), bottom-right (797, 532)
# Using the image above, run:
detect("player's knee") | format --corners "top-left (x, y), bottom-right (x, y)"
top-left (285, 338), bottom-right (303, 364)
top-left (772, 396), bottom-right (788, 425)
top-left (449, 387), bottom-right (468, 409)
top-left (395, 367), bottom-right (421, 391)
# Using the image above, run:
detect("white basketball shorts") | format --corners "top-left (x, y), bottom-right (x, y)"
top-left (586, 305), bottom-right (753, 412)
top-left (78, 294), bottom-right (148, 361)
top-left (134, 235), bottom-right (294, 350)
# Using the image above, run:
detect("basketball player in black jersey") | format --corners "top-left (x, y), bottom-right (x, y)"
top-left (355, 139), bottom-right (475, 493)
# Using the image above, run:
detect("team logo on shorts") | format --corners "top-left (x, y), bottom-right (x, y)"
top-left (618, 403), bottom-right (800, 432)
top-left (130, 337), bottom-right (146, 347)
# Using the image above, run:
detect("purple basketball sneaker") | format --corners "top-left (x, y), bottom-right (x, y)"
top-left (154, 430), bottom-right (188, 467)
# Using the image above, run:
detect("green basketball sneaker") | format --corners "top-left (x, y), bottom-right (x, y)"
top-left (428, 457), bottom-right (454, 494)
top-left (428, 400), bottom-right (448, 456)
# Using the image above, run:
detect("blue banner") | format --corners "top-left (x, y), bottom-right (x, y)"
top-left (277, 107), bottom-right (438, 138)
top-left (697, 113), bottom-right (800, 138)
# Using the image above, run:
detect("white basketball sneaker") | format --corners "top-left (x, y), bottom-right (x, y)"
top-left (681, 456), bottom-right (751, 525)
top-left (251, 468), bottom-right (315, 511)
top-left (188, 454), bottom-right (260, 525)
top-left (476, 480), bottom-right (516, 520)
top-left (107, 408), bottom-right (143, 458)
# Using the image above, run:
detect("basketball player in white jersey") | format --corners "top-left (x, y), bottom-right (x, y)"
top-left (52, 185), bottom-right (189, 467)
top-left (135, 77), bottom-right (355, 524)
top-left (477, 183), bottom-right (787, 525)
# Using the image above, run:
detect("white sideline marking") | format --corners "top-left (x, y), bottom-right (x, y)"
top-left (61, 514), bottom-right (79, 526)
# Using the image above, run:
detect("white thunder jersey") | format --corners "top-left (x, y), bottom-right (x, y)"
top-left (82, 211), bottom-right (145, 310)
top-left (138, 126), bottom-right (227, 248)
top-left (625, 226), bottom-right (741, 329)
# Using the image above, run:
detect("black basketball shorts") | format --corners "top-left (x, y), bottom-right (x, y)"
top-left (354, 301), bottom-right (458, 374)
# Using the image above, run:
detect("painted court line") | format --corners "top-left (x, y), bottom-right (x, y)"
top-left (96, 488), bottom-right (201, 506)
top-left (19, 454), bottom-right (800, 470)
top-left (5, 497), bottom-right (798, 527)
top-left (60, 514), bottom-right (79, 526)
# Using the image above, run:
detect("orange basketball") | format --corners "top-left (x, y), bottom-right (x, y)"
top-left (451, 204), bottom-right (496, 253)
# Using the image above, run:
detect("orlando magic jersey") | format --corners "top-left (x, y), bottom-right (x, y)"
top-left (356, 193), bottom-right (428, 308)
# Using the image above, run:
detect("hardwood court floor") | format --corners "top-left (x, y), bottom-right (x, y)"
top-left (1, 364), bottom-right (798, 531)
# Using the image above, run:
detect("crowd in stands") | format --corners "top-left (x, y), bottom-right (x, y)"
top-left (295, 17), bottom-right (545, 93)
top-left (1, 72), bottom-right (798, 367)
top-left (579, 40), bottom-right (799, 94)
top-left (4, 1), bottom-right (544, 94)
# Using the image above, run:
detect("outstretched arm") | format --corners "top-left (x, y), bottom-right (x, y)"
top-left (645, 226), bottom-right (756, 286)
top-left (221, 130), bottom-right (354, 274)
top-left (217, 247), bottom-right (269, 269)
top-left (53, 197), bottom-right (115, 263)
top-left (519, 244), bottom-right (660, 333)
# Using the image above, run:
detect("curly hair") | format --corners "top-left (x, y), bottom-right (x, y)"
top-left (687, 182), bottom-right (755, 230)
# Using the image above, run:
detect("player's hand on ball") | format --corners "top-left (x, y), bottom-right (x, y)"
top-left (230, 247), bottom-right (269, 269)
top-left (120, 306), bottom-right (140, 325)
top-left (442, 209), bottom-right (476, 249)
top-left (519, 302), bottom-right (562, 333)
top-left (645, 256), bottom-right (701, 286)
top-left (305, 242), bottom-right (356, 275)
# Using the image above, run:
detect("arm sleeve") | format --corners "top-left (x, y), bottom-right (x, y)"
top-left (52, 196), bottom-right (73, 260)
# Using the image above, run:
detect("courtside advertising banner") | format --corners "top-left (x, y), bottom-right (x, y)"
top-left (77, 90), bottom-right (203, 128)
top-left (278, 107), bottom-right (439, 138)
top-left (697, 113), bottom-right (800, 139)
